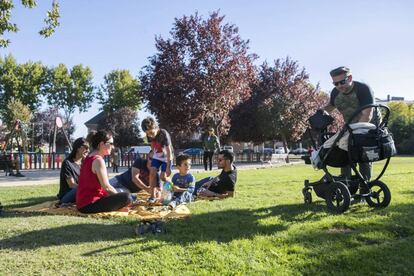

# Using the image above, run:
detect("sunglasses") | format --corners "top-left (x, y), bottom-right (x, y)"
top-left (333, 76), bottom-right (349, 87)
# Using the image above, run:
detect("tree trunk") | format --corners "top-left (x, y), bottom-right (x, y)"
top-left (281, 133), bottom-right (290, 163)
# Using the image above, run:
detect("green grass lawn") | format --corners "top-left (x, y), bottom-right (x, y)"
top-left (1, 157), bottom-right (414, 275)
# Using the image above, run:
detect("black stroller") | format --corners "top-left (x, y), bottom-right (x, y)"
top-left (302, 104), bottom-right (397, 213)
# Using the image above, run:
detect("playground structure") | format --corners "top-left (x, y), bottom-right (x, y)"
top-left (1, 116), bottom-right (73, 172)
top-left (1, 116), bottom-right (72, 155)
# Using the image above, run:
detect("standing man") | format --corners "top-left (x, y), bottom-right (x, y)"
top-left (322, 66), bottom-right (374, 181)
top-left (202, 127), bottom-right (220, 171)
top-left (110, 146), bottom-right (121, 173)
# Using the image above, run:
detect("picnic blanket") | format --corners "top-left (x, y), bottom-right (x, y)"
top-left (11, 189), bottom-right (235, 220)
top-left (13, 200), bottom-right (191, 221)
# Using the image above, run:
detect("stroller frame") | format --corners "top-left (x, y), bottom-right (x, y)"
top-left (303, 104), bottom-right (393, 213)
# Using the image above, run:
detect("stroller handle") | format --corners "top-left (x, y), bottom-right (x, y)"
top-left (345, 104), bottom-right (390, 128)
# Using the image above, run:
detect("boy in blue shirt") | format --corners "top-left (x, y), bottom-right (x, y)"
top-left (169, 154), bottom-right (195, 209)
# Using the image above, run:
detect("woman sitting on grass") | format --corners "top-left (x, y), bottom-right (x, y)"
top-left (76, 130), bottom-right (131, 214)
top-left (57, 137), bottom-right (89, 204)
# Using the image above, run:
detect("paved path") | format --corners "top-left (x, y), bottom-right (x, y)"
top-left (0, 161), bottom-right (302, 187)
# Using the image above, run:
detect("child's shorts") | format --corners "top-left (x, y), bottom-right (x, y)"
top-left (151, 159), bottom-right (171, 172)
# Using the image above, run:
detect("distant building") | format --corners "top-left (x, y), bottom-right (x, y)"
top-left (376, 94), bottom-right (413, 104)
top-left (84, 111), bottom-right (106, 133)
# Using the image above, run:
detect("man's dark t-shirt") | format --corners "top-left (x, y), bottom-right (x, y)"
top-left (58, 158), bottom-right (80, 199)
top-left (329, 81), bottom-right (374, 122)
top-left (209, 165), bottom-right (237, 194)
top-left (115, 158), bottom-right (152, 192)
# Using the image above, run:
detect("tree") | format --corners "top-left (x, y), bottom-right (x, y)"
top-left (140, 11), bottom-right (257, 140)
top-left (387, 101), bottom-right (414, 148)
top-left (4, 98), bottom-right (32, 129)
top-left (43, 63), bottom-right (95, 122)
top-left (97, 107), bottom-right (143, 148)
top-left (1, 98), bottom-right (32, 151)
top-left (98, 70), bottom-right (141, 113)
top-left (230, 58), bottom-right (339, 161)
top-left (0, 0), bottom-right (60, 47)
top-left (255, 59), bottom-right (324, 150)
top-left (228, 87), bottom-right (265, 144)
top-left (0, 55), bottom-right (46, 117)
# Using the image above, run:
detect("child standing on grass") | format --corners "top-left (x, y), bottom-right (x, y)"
top-left (169, 154), bottom-right (196, 209)
top-left (141, 117), bottom-right (173, 203)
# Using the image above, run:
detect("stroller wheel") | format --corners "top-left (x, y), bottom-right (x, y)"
top-left (325, 181), bottom-right (351, 214)
top-left (302, 187), bottom-right (312, 204)
top-left (366, 180), bottom-right (391, 208)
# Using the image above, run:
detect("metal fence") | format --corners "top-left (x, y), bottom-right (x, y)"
top-left (5, 152), bottom-right (299, 171)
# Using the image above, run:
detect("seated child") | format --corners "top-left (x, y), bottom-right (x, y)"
top-left (168, 154), bottom-right (195, 209)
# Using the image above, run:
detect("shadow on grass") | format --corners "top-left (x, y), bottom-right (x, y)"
top-left (0, 202), bottom-right (325, 251)
top-left (4, 196), bottom-right (57, 209)
top-left (0, 221), bottom-right (136, 250)
top-left (3, 199), bottom-right (412, 262)
top-left (136, 202), bottom-right (327, 247)
top-left (279, 202), bottom-right (414, 274)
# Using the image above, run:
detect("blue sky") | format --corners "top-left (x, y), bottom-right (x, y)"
top-left (2, 0), bottom-right (413, 138)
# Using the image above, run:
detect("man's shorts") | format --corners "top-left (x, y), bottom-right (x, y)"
top-left (151, 159), bottom-right (171, 172)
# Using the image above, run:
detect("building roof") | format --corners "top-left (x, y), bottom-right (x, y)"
top-left (84, 111), bottom-right (106, 127)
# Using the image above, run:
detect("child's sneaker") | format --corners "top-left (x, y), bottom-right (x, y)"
top-left (151, 221), bottom-right (166, 234)
top-left (129, 194), bottom-right (138, 204)
top-left (147, 197), bottom-right (157, 205)
top-left (168, 200), bottom-right (176, 210)
top-left (135, 222), bottom-right (152, 235)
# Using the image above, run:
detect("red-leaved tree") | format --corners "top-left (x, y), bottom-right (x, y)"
top-left (140, 11), bottom-right (257, 141)
top-left (230, 58), bottom-right (339, 162)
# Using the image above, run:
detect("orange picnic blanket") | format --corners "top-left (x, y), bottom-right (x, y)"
top-left (13, 200), bottom-right (191, 221)
top-left (11, 189), bottom-right (234, 220)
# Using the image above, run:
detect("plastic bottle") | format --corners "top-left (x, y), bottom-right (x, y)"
top-left (161, 181), bottom-right (173, 205)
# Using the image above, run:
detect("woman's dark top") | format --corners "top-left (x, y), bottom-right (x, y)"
top-left (57, 158), bottom-right (80, 199)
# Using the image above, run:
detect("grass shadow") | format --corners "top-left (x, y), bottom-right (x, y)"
top-left (0, 222), bottom-right (136, 250)
top-left (3, 196), bottom-right (57, 209)
top-left (0, 202), bottom-right (323, 251)
top-left (2, 199), bottom-right (411, 262)
top-left (0, 210), bottom-right (51, 219)
top-left (134, 202), bottom-right (328, 246)
top-left (277, 202), bottom-right (414, 274)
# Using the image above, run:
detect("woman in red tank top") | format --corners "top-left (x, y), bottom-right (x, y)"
top-left (76, 130), bottom-right (131, 213)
